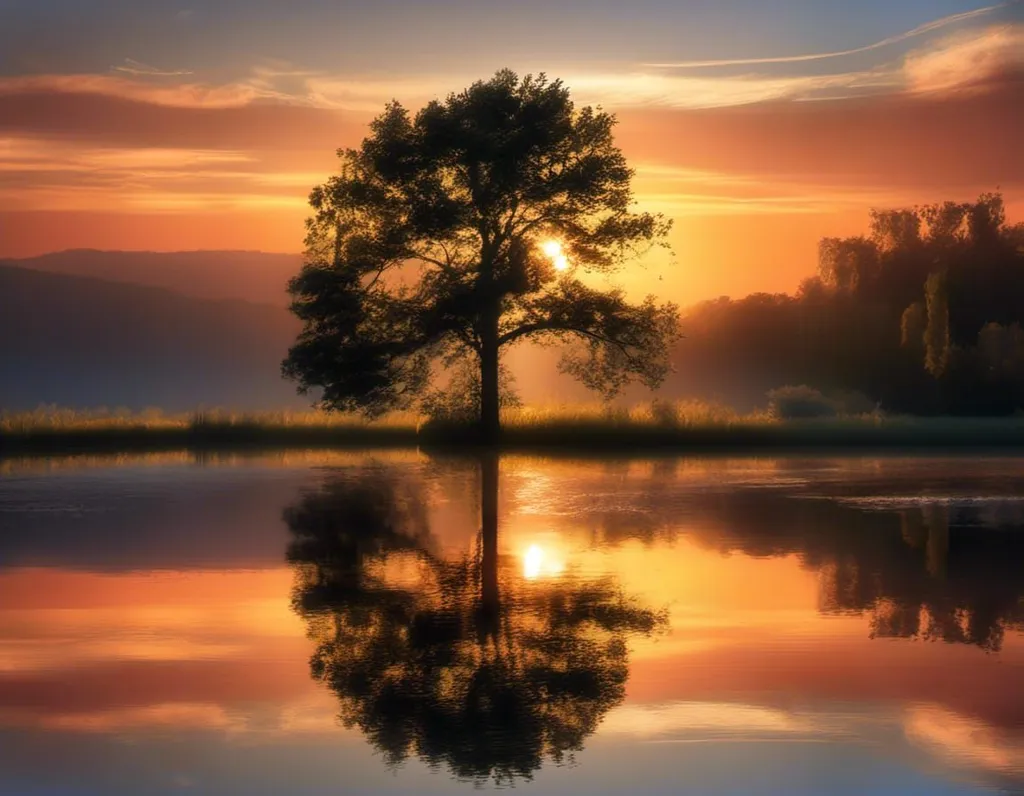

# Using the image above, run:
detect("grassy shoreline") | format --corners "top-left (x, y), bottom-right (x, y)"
top-left (4, 407), bottom-right (1024, 457)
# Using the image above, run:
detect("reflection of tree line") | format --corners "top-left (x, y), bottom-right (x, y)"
top-left (864, 504), bottom-right (1024, 651)
top-left (284, 457), bottom-right (663, 783)
top-left (577, 482), bottom-right (1024, 652)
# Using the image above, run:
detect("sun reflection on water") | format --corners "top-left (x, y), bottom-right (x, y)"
top-left (522, 544), bottom-right (566, 580)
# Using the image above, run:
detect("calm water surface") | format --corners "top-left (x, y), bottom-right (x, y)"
top-left (0, 452), bottom-right (1022, 795)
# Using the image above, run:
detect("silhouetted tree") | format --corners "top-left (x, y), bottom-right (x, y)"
top-left (900, 301), bottom-right (926, 351)
top-left (924, 272), bottom-right (950, 377)
top-left (285, 458), bottom-right (663, 783)
top-left (668, 193), bottom-right (1024, 415)
top-left (283, 70), bottom-right (680, 441)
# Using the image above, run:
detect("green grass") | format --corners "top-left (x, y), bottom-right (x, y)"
top-left (4, 402), bottom-right (1024, 457)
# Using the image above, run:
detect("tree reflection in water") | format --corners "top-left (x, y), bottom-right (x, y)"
top-left (285, 456), bottom-right (664, 784)
top-left (701, 494), bottom-right (1024, 652)
top-left (558, 470), bottom-right (1024, 653)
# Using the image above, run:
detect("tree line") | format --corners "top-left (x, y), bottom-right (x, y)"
top-left (673, 194), bottom-right (1024, 415)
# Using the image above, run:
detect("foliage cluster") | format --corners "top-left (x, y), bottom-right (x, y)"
top-left (674, 194), bottom-right (1024, 415)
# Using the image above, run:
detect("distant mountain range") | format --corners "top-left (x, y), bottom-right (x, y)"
top-left (0, 259), bottom-right (304, 412)
top-left (4, 249), bottom-right (302, 307)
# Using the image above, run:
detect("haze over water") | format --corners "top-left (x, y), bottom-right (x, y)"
top-left (0, 453), bottom-right (1022, 795)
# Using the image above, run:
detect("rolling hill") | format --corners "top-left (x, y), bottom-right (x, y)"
top-left (0, 265), bottom-right (305, 411)
top-left (3, 250), bottom-right (302, 307)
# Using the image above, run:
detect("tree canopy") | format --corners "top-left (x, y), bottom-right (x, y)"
top-left (667, 193), bottom-right (1024, 415)
top-left (283, 70), bottom-right (679, 438)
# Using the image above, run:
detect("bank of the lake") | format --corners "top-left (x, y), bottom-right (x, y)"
top-left (4, 408), bottom-right (1024, 456)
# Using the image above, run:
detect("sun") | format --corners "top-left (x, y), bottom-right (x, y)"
top-left (540, 239), bottom-right (570, 272)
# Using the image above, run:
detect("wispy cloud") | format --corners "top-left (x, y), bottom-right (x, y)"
top-left (904, 704), bottom-right (1024, 786)
top-left (0, 136), bottom-right (314, 213)
top-left (112, 59), bottom-right (194, 78)
top-left (602, 700), bottom-right (823, 738)
top-left (1, 15), bottom-right (1017, 119)
top-left (904, 23), bottom-right (1024, 92)
top-left (562, 67), bottom-right (897, 109)
top-left (567, 20), bottom-right (1024, 109)
top-left (642, 3), bottom-right (1006, 69)
top-left (0, 74), bottom-right (265, 109)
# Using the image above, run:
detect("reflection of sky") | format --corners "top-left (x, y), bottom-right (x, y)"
top-left (0, 452), bottom-right (1022, 794)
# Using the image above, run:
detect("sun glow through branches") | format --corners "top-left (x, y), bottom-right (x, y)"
top-left (541, 239), bottom-right (570, 272)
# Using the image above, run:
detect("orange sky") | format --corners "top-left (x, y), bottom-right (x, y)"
top-left (0, 3), bottom-right (1021, 301)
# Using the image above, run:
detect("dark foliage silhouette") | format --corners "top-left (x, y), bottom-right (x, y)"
top-left (701, 493), bottom-right (1024, 652)
top-left (671, 194), bottom-right (1024, 415)
top-left (283, 70), bottom-right (680, 440)
top-left (285, 457), bottom-right (663, 783)
top-left (537, 464), bottom-right (1024, 651)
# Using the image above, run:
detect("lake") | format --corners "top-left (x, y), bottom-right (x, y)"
top-left (0, 452), bottom-right (1022, 795)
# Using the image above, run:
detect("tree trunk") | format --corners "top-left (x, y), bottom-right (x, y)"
top-left (479, 453), bottom-right (500, 639)
top-left (479, 307), bottom-right (501, 445)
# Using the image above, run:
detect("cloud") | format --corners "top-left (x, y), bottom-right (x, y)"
top-left (602, 700), bottom-right (824, 739)
top-left (112, 59), bottom-right (194, 78)
top-left (642, 3), bottom-right (1006, 69)
top-left (904, 704), bottom-right (1024, 788)
top-left (904, 23), bottom-right (1024, 92)
top-left (0, 88), bottom-right (359, 151)
top-left (0, 138), bottom-right (306, 215)
top-left (562, 67), bottom-right (897, 109)
top-left (613, 68), bottom-right (1024, 192)
top-left (36, 703), bottom-right (240, 733)
top-left (0, 18), bottom-right (1018, 129)
top-left (602, 698), bottom-right (1024, 792)
top-left (578, 21), bottom-right (1024, 108)
top-left (0, 74), bottom-right (266, 109)
top-left (0, 184), bottom-right (308, 214)
top-left (0, 139), bottom-right (256, 170)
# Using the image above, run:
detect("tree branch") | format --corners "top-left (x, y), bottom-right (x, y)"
top-left (499, 320), bottom-right (632, 355)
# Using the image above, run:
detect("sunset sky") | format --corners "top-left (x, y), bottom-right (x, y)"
top-left (1, 0), bottom-right (1021, 300)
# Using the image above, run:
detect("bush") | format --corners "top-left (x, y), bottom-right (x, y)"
top-left (767, 385), bottom-right (838, 420)
top-left (649, 399), bottom-right (680, 427)
top-left (830, 390), bottom-right (880, 417)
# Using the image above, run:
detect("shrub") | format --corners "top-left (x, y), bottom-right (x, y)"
top-left (830, 390), bottom-right (881, 417)
top-left (767, 385), bottom-right (838, 420)
top-left (649, 399), bottom-right (680, 427)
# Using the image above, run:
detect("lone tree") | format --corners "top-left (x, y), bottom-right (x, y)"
top-left (283, 70), bottom-right (680, 440)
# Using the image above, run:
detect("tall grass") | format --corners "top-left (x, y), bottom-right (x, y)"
top-left (0, 405), bottom-right (421, 433)
top-left (501, 399), bottom-right (762, 430)
top-left (3, 401), bottom-right (1024, 456)
top-left (0, 405), bottom-right (420, 455)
